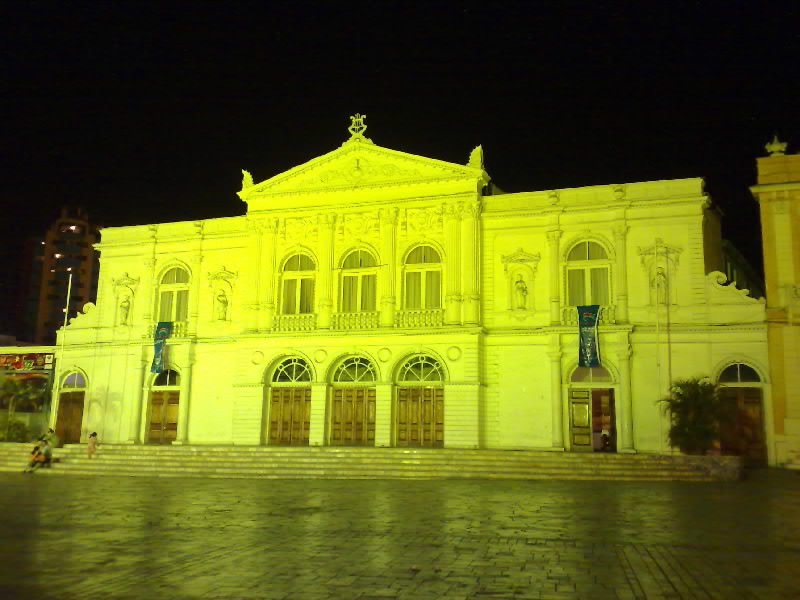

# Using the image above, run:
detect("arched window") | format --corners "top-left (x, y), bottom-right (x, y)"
top-left (566, 241), bottom-right (611, 306)
top-left (282, 254), bottom-right (315, 314)
top-left (272, 358), bottom-right (313, 383)
top-left (719, 363), bottom-right (761, 384)
top-left (404, 245), bottom-right (441, 309)
top-left (397, 355), bottom-right (445, 383)
top-left (62, 371), bottom-right (87, 388)
top-left (571, 366), bottom-right (613, 384)
top-left (333, 357), bottom-right (377, 383)
top-left (158, 267), bottom-right (190, 322)
top-left (341, 250), bottom-right (377, 312)
top-left (154, 369), bottom-right (180, 387)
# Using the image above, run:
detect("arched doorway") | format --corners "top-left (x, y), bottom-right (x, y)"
top-left (330, 357), bottom-right (376, 445)
top-left (568, 366), bottom-right (616, 452)
top-left (148, 369), bottom-right (180, 444)
top-left (395, 355), bottom-right (445, 447)
top-left (718, 363), bottom-right (767, 464)
top-left (56, 371), bottom-right (86, 444)
top-left (267, 357), bottom-right (312, 445)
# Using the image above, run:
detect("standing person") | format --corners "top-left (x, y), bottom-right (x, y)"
top-left (87, 432), bottom-right (99, 458)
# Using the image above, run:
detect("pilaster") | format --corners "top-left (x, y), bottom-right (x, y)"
top-left (548, 342), bottom-right (564, 449)
top-left (444, 202), bottom-right (462, 325)
top-left (309, 383), bottom-right (328, 446)
top-left (613, 223), bottom-right (629, 322)
top-left (462, 198), bottom-right (481, 324)
top-left (614, 345), bottom-right (635, 453)
top-left (317, 214), bottom-right (336, 329)
top-left (547, 230), bottom-right (562, 325)
top-left (379, 208), bottom-right (398, 327)
top-left (443, 382), bottom-right (479, 448)
top-left (374, 383), bottom-right (393, 447)
top-left (260, 218), bottom-right (279, 331)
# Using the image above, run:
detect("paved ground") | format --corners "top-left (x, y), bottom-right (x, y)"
top-left (0, 470), bottom-right (798, 600)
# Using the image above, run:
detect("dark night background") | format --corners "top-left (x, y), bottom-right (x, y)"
top-left (1, 1), bottom-right (798, 336)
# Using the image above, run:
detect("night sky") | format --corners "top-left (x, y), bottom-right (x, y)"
top-left (1, 1), bottom-right (798, 332)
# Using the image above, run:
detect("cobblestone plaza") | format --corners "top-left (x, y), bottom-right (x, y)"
top-left (1, 470), bottom-right (798, 600)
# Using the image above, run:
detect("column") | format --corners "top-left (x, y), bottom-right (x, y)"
top-left (613, 223), bottom-right (629, 322)
top-left (548, 342), bottom-right (564, 449)
top-left (379, 208), bottom-right (398, 327)
top-left (308, 383), bottom-right (328, 446)
top-left (139, 254), bottom-right (157, 336)
top-left (260, 217), bottom-right (279, 331)
top-left (245, 219), bottom-right (263, 332)
top-left (186, 251), bottom-right (203, 337)
top-left (374, 383), bottom-right (393, 447)
top-left (174, 349), bottom-right (194, 444)
top-left (317, 214), bottom-right (336, 329)
top-left (444, 202), bottom-right (462, 325)
top-left (547, 230), bottom-right (562, 325)
top-left (127, 354), bottom-right (148, 443)
top-left (462, 198), bottom-right (481, 324)
top-left (615, 345), bottom-right (635, 452)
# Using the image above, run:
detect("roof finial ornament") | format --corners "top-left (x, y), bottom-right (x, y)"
top-left (467, 145), bottom-right (484, 170)
top-left (765, 135), bottom-right (788, 156)
top-left (348, 113), bottom-right (367, 140)
top-left (241, 169), bottom-right (254, 190)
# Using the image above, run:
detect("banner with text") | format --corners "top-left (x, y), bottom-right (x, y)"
top-left (577, 305), bottom-right (601, 368)
top-left (150, 322), bottom-right (172, 374)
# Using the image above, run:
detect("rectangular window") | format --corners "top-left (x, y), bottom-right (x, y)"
top-left (567, 269), bottom-right (586, 305)
top-left (590, 268), bottom-right (609, 305)
top-left (405, 272), bottom-right (421, 309)
top-left (342, 275), bottom-right (358, 312)
top-left (299, 278), bottom-right (315, 314)
top-left (159, 291), bottom-right (173, 321)
top-left (282, 280), bottom-right (297, 314)
top-left (361, 274), bottom-right (376, 311)
top-left (425, 271), bottom-right (441, 308)
top-left (175, 289), bottom-right (189, 321)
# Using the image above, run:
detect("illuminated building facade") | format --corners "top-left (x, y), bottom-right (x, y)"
top-left (44, 118), bottom-right (778, 463)
top-left (751, 138), bottom-right (800, 467)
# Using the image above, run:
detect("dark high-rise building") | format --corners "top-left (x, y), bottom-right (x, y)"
top-left (16, 208), bottom-right (100, 344)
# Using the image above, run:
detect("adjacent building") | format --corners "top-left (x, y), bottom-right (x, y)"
top-left (41, 118), bottom-right (780, 464)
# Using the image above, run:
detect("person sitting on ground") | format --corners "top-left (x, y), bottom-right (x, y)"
top-left (24, 439), bottom-right (51, 473)
top-left (87, 432), bottom-right (99, 459)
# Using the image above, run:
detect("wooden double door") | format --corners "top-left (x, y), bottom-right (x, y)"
top-left (148, 391), bottom-right (179, 444)
top-left (396, 387), bottom-right (444, 447)
top-left (56, 391), bottom-right (84, 445)
top-left (269, 387), bottom-right (311, 445)
top-left (569, 388), bottom-right (616, 452)
top-left (330, 388), bottom-right (375, 445)
top-left (720, 387), bottom-right (766, 464)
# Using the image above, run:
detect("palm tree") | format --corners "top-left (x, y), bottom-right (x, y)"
top-left (660, 376), bottom-right (735, 455)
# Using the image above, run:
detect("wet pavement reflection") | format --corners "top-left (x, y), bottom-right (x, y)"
top-left (1, 469), bottom-right (798, 599)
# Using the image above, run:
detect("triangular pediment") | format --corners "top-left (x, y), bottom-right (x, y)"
top-left (238, 139), bottom-right (488, 202)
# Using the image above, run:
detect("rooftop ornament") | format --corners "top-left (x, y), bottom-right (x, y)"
top-left (765, 135), bottom-right (788, 156)
top-left (348, 113), bottom-right (371, 142)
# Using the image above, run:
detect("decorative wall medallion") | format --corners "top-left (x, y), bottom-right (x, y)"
top-left (251, 351), bottom-right (264, 365)
top-left (314, 349), bottom-right (328, 363)
top-left (407, 207), bottom-right (442, 233)
top-left (285, 217), bottom-right (319, 241)
top-left (447, 346), bottom-right (462, 361)
top-left (377, 348), bottom-right (392, 362)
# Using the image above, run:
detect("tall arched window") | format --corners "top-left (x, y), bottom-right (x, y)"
top-left (158, 267), bottom-right (190, 322)
top-left (566, 241), bottom-right (611, 306)
top-left (404, 245), bottom-right (441, 309)
top-left (341, 250), bottom-right (377, 312)
top-left (282, 254), bottom-right (316, 314)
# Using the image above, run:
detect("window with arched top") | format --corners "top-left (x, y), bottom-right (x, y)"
top-left (158, 267), bottom-right (190, 323)
top-left (272, 358), bottom-right (313, 383)
top-left (397, 356), bottom-right (445, 383)
top-left (153, 369), bottom-right (180, 387)
top-left (333, 357), bottom-right (377, 383)
top-left (341, 250), bottom-right (377, 312)
top-left (282, 254), bottom-right (316, 314)
top-left (719, 363), bottom-right (761, 384)
top-left (404, 245), bottom-right (441, 309)
top-left (566, 241), bottom-right (611, 306)
top-left (62, 371), bottom-right (87, 388)
top-left (571, 366), bottom-right (613, 384)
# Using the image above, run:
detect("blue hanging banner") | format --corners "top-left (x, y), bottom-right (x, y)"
top-left (150, 322), bottom-right (173, 374)
top-left (577, 305), bottom-right (601, 367)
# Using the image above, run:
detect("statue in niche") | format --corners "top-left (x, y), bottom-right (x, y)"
top-left (652, 268), bottom-right (668, 304)
top-left (514, 275), bottom-right (528, 310)
top-left (118, 296), bottom-right (131, 325)
top-left (216, 289), bottom-right (229, 321)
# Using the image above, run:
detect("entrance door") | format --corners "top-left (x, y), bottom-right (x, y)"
top-left (569, 389), bottom-right (592, 451)
top-left (396, 387), bottom-right (444, 447)
top-left (55, 391), bottom-right (84, 444)
top-left (269, 387), bottom-right (311, 445)
top-left (148, 391), bottom-right (179, 444)
top-left (330, 388), bottom-right (375, 445)
top-left (569, 388), bottom-right (616, 452)
top-left (720, 388), bottom-right (766, 464)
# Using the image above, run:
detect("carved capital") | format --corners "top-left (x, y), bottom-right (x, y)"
top-left (613, 223), bottom-right (628, 241)
top-left (546, 230), bottom-right (562, 245)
